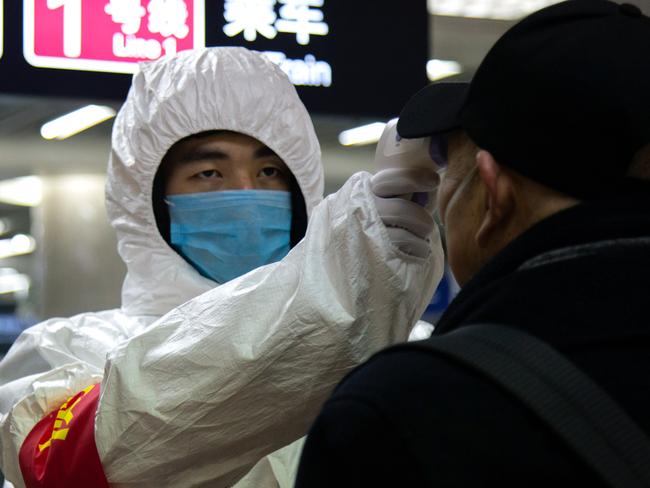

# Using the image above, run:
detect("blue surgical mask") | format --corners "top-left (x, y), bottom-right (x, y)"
top-left (166, 190), bottom-right (292, 284)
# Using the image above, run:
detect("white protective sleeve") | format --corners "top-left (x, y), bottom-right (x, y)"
top-left (96, 172), bottom-right (443, 487)
top-left (0, 310), bottom-right (140, 486)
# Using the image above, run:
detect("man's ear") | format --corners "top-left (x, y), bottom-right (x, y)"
top-left (474, 150), bottom-right (515, 248)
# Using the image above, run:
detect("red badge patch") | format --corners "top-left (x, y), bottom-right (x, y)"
top-left (19, 383), bottom-right (109, 488)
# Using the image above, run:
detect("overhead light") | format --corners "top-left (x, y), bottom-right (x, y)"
top-left (0, 176), bottom-right (43, 207)
top-left (339, 122), bottom-right (387, 147)
top-left (428, 0), bottom-right (563, 20)
top-left (41, 105), bottom-right (116, 140)
top-left (0, 234), bottom-right (36, 259)
top-left (0, 268), bottom-right (30, 295)
top-left (427, 59), bottom-right (462, 81)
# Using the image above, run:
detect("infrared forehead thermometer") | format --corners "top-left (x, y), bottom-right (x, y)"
top-left (373, 119), bottom-right (446, 208)
top-left (374, 119), bottom-right (445, 172)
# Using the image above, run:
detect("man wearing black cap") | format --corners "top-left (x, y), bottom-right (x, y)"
top-left (295, 1), bottom-right (650, 486)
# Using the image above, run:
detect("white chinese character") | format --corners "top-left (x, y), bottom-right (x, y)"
top-left (275, 0), bottom-right (328, 45)
top-left (223, 0), bottom-right (278, 42)
top-left (105, 0), bottom-right (147, 35)
top-left (147, 0), bottom-right (190, 39)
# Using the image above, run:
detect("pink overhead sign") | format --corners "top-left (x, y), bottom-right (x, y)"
top-left (24, 0), bottom-right (205, 73)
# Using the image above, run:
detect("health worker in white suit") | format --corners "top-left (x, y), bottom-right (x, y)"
top-left (0, 47), bottom-right (443, 488)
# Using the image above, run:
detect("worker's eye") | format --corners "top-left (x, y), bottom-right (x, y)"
top-left (196, 169), bottom-right (222, 179)
top-left (259, 167), bottom-right (282, 178)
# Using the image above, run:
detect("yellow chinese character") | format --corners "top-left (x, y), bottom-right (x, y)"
top-left (38, 384), bottom-right (96, 452)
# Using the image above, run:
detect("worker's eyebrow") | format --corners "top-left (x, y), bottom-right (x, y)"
top-left (176, 148), bottom-right (229, 164)
top-left (254, 145), bottom-right (281, 159)
top-left (175, 146), bottom-right (280, 164)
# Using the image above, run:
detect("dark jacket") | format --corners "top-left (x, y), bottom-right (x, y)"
top-left (296, 193), bottom-right (650, 487)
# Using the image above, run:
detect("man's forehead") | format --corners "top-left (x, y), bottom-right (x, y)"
top-left (167, 132), bottom-right (279, 164)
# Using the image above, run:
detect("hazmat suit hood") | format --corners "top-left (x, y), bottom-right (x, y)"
top-left (106, 47), bottom-right (324, 317)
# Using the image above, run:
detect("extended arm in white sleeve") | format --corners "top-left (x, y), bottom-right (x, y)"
top-left (96, 172), bottom-right (444, 487)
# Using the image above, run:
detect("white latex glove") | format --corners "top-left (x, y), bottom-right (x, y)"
top-left (371, 167), bottom-right (439, 258)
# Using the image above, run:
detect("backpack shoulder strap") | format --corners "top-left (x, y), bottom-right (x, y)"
top-left (410, 324), bottom-right (650, 488)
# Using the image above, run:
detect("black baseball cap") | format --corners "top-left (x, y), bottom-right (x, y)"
top-left (398, 0), bottom-right (650, 199)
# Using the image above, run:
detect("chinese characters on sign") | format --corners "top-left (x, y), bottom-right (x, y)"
top-left (223, 0), bottom-right (278, 41)
top-left (24, 0), bottom-right (205, 73)
top-left (276, 0), bottom-right (329, 46)
top-left (222, 0), bottom-right (332, 87)
top-left (223, 0), bottom-right (328, 45)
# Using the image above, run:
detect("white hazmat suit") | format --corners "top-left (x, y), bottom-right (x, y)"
top-left (0, 47), bottom-right (444, 487)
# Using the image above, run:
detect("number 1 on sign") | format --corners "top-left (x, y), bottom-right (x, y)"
top-left (47, 0), bottom-right (81, 58)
